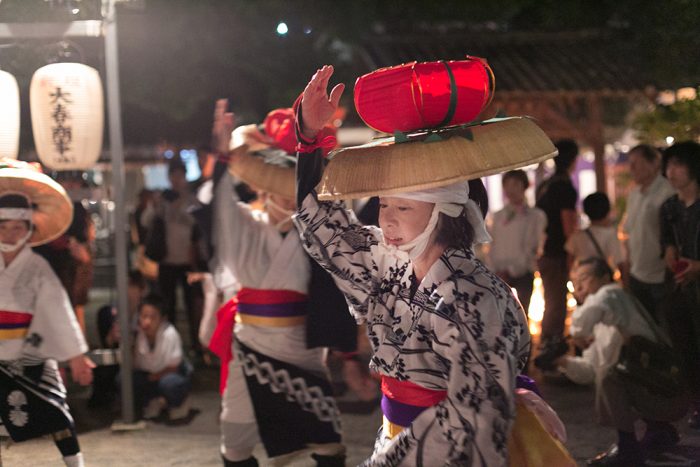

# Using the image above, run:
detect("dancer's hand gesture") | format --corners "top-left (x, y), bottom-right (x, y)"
top-left (300, 65), bottom-right (345, 140)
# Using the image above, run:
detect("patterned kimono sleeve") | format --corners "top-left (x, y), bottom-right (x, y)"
top-left (294, 193), bottom-right (381, 318)
top-left (28, 260), bottom-right (87, 362)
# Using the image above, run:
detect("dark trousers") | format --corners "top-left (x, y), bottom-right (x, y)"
top-left (628, 275), bottom-right (665, 323)
top-left (538, 255), bottom-right (569, 341)
top-left (157, 263), bottom-right (203, 352)
top-left (132, 361), bottom-right (192, 410)
top-left (507, 272), bottom-right (535, 316)
top-left (596, 369), bottom-right (688, 432)
top-left (663, 282), bottom-right (700, 402)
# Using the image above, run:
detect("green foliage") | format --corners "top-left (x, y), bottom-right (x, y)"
top-left (634, 88), bottom-right (700, 144)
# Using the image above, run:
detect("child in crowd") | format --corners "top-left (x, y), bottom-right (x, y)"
top-left (565, 192), bottom-right (624, 276)
top-left (133, 294), bottom-right (192, 421)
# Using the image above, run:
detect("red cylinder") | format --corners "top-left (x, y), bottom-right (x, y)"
top-left (354, 57), bottom-right (494, 133)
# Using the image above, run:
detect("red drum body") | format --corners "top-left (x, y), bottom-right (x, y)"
top-left (354, 57), bottom-right (494, 133)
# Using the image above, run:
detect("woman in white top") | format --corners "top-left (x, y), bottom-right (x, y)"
top-left (487, 170), bottom-right (547, 313)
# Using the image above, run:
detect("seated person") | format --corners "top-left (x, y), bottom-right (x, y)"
top-left (552, 258), bottom-right (685, 465)
top-left (133, 294), bottom-right (192, 421)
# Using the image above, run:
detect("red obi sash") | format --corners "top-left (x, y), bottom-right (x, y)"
top-left (208, 288), bottom-right (308, 394)
top-left (381, 376), bottom-right (447, 433)
top-left (0, 310), bottom-right (33, 340)
top-left (381, 376), bottom-right (447, 407)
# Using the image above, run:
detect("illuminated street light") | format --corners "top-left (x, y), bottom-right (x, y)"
top-left (276, 22), bottom-right (288, 35)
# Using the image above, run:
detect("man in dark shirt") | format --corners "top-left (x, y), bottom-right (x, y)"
top-left (534, 139), bottom-right (579, 368)
top-left (659, 140), bottom-right (700, 429)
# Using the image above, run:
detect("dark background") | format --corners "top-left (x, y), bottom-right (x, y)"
top-left (1, 0), bottom-right (698, 150)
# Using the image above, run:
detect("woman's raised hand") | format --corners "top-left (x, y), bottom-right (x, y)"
top-left (301, 65), bottom-right (345, 140)
top-left (212, 98), bottom-right (235, 156)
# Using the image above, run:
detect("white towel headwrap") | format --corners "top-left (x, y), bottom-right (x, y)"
top-left (387, 181), bottom-right (491, 259)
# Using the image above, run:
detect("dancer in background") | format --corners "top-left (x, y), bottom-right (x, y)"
top-left (207, 101), bottom-right (346, 466)
top-left (0, 159), bottom-right (94, 467)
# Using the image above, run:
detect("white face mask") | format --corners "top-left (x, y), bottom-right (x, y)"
top-left (393, 204), bottom-right (441, 260)
top-left (0, 227), bottom-right (32, 253)
top-left (265, 197), bottom-right (295, 231)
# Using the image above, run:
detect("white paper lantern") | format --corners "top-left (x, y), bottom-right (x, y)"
top-left (0, 70), bottom-right (20, 160)
top-left (30, 63), bottom-right (104, 170)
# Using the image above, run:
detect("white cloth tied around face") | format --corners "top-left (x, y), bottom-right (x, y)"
top-left (388, 181), bottom-right (492, 259)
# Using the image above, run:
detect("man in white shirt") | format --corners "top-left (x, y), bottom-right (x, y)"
top-left (620, 144), bottom-right (675, 320)
top-left (564, 258), bottom-right (684, 466)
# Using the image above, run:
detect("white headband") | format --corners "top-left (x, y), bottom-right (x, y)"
top-left (386, 181), bottom-right (491, 259)
top-left (0, 208), bottom-right (32, 221)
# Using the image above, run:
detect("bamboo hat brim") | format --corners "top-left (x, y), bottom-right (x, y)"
top-left (228, 146), bottom-right (296, 201)
top-left (0, 162), bottom-right (73, 246)
top-left (316, 116), bottom-right (557, 200)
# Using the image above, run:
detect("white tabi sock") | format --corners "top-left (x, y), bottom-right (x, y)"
top-left (63, 452), bottom-right (85, 467)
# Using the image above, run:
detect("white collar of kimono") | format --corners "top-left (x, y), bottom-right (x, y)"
top-left (387, 181), bottom-right (491, 260)
top-left (266, 197), bottom-right (295, 230)
top-left (0, 208), bottom-right (33, 253)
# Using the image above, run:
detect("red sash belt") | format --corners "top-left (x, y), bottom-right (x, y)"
top-left (208, 288), bottom-right (308, 394)
top-left (381, 376), bottom-right (447, 432)
top-left (0, 310), bottom-right (33, 340)
top-left (381, 376), bottom-right (447, 407)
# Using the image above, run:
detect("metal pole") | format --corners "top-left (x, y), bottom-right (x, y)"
top-left (104, 0), bottom-right (134, 423)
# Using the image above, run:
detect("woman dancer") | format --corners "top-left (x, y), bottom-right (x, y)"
top-left (293, 65), bottom-right (571, 466)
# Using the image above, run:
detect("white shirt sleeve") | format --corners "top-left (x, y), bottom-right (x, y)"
top-left (29, 259), bottom-right (88, 362)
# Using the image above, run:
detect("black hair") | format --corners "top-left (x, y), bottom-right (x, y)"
top-left (167, 157), bottom-right (187, 175)
top-left (434, 179), bottom-right (488, 249)
top-left (96, 305), bottom-right (117, 348)
top-left (663, 141), bottom-right (700, 182)
top-left (0, 193), bottom-right (31, 209)
top-left (582, 192), bottom-right (610, 221)
top-left (502, 169), bottom-right (530, 189)
top-left (138, 293), bottom-right (165, 316)
top-left (128, 269), bottom-right (146, 289)
top-left (554, 139), bottom-right (579, 173)
top-left (629, 144), bottom-right (661, 164)
top-left (578, 257), bottom-right (613, 282)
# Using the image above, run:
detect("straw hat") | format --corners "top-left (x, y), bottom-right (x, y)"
top-left (0, 158), bottom-right (73, 246)
top-left (228, 124), bottom-right (297, 200)
top-left (228, 108), bottom-right (337, 200)
top-left (316, 116), bottom-right (557, 200)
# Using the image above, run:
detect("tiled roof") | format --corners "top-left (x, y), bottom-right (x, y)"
top-left (359, 31), bottom-right (650, 95)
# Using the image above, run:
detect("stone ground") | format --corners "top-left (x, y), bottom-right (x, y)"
top-left (2, 287), bottom-right (699, 466)
top-left (2, 364), bottom-right (699, 466)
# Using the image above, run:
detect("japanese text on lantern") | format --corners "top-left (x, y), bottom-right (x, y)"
top-left (49, 86), bottom-right (73, 163)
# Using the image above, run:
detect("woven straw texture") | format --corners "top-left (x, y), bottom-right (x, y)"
top-left (228, 148), bottom-right (295, 200)
top-left (0, 166), bottom-right (73, 246)
top-left (317, 117), bottom-right (557, 200)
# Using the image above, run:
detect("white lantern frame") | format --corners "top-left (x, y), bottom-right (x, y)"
top-left (30, 62), bottom-right (104, 170)
top-left (0, 69), bottom-right (20, 159)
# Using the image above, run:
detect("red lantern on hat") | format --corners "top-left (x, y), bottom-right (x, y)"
top-left (354, 57), bottom-right (494, 134)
